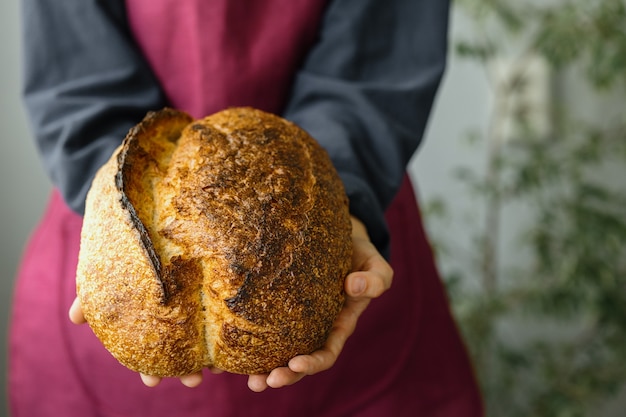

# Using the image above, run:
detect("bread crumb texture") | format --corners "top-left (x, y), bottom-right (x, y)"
top-left (76, 107), bottom-right (352, 376)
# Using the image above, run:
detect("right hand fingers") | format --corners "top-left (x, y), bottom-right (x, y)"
top-left (71, 296), bottom-right (214, 388)
top-left (69, 297), bottom-right (87, 324)
top-left (140, 371), bottom-right (204, 388)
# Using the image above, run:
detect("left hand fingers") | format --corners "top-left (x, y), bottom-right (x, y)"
top-left (287, 292), bottom-right (365, 375)
top-left (256, 292), bottom-right (368, 392)
top-left (349, 226), bottom-right (393, 300)
top-left (345, 267), bottom-right (392, 301)
top-left (245, 297), bottom-right (361, 392)
top-left (247, 240), bottom-right (394, 391)
top-left (247, 367), bottom-right (306, 392)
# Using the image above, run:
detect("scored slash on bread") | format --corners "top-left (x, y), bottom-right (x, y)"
top-left (76, 107), bottom-right (352, 376)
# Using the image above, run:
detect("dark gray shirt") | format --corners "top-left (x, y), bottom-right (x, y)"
top-left (21, 0), bottom-right (449, 253)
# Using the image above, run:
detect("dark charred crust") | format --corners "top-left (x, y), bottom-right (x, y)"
top-left (115, 108), bottom-right (193, 303)
top-left (214, 111), bottom-right (350, 332)
top-left (220, 322), bottom-right (287, 373)
top-left (81, 107), bottom-right (352, 376)
top-left (116, 138), bottom-right (165, 299)
top-left (224, 270), bottom-right (255, 320)
top-left (161, 256), bottom-right (203, 305)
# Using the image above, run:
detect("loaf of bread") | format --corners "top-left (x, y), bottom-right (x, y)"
top-left (76, 107), bottom-right (352, 376)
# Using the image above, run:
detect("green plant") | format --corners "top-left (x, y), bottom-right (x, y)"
top-left (425, 1), bottom-right (626, 415)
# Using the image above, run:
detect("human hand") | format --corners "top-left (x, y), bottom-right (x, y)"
top-left (69, 215), bottom-right (393, 390)
top-left (246, 216), bottom-right (393, 392)
top-left (69, 298), bottom-right (209, 387)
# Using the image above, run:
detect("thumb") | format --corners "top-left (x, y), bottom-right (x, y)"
top-left (345, 269), bottom-right (390, 299)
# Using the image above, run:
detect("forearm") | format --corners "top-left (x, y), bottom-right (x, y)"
top-left (283, 0), bottom-right (450, 253)
top-left (21, 0), bottom-right (166, 214)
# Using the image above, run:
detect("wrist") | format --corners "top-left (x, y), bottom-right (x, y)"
top-left (350, 216), bottom-right (369, 241)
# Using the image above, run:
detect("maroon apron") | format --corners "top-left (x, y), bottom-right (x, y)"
top-left (9, 179), bottom-right (482, 417)
top-left (10, 1), bottom-right (482, 415)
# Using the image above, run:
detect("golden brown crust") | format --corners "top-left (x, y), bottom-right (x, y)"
top-left (76, 107), bottom-right (352, 376)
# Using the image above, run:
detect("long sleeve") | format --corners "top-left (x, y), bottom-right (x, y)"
top-left (283, 0), bottom-right (450, 253)
top-left (21, 0), bottom-right (166, 214)
top-left (21, 0), bottom-right (450, 254)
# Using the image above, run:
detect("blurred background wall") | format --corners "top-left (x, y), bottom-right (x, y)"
top-left (412, 2), bottom-right (626, 416)
top-left (2, 2), bottom-right (625, 417)
top-left (1, 1), bottom-right (52, 416)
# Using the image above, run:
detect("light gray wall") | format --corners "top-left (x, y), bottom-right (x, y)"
top-left (409, 8), bottom-right (495, 288)
top-left (1, 1), bottom-right (52, 416)
top-left (409, 8), bottom-right (626, 417)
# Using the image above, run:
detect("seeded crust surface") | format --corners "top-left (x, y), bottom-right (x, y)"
top-left (76, 107), bottom-right (352, 376)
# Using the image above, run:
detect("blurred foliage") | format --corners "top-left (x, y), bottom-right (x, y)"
top-left (426, 0), bottom-right (626, 416)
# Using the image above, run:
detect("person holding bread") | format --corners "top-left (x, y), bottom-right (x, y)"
top-left (10, 0), bottom-right (483, 416)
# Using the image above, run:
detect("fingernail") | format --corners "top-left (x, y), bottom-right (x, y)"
top-left (351, 276), bottom-right (366, 295)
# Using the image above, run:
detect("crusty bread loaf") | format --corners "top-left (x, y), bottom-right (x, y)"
top-left (76, 107), bottom-right (352, 376)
